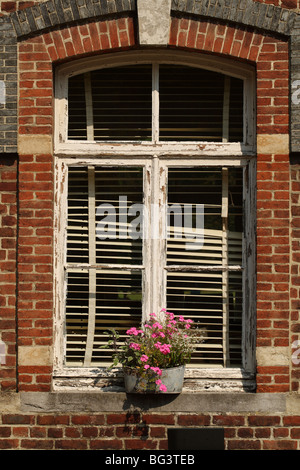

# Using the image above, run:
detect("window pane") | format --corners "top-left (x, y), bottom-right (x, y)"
top-left (91, 65), bottom-right (152, 141)
top-left (159, 65), bottom-right (243, 142)
top-left (93, 270), bottom-right (142, 365)
top-left (166, 270), bottom-right (243, 367)
top-left (229, 78), bottom-right (244, 142)
top-left (68, 66), bottom-right (152, 141)
top-left (228, 271), bottom-right (243, 365)
top-left (166, 167), bottom-right (243, 367)
top-left (65, 270), bottom-right (142, 366)
top-left (228, 168), bottom-right (243, 265)
top-left (65, 166), bottom-right (144, 367)
top-left (65, 271), bottom-right (89, 366)
top-left (67, 167), bottom-right (89, 264)
top-left (167, 168), bottom-right (222, 265)
top-left (167, 271), bottom-right (224, 366)
top-left (95, 167), bottom-right (144, 265)
top-left (68, 74), bottom-right (87, 140)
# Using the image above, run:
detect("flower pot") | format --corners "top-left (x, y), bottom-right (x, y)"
top-left (123, 365), bottom-right (185, 394)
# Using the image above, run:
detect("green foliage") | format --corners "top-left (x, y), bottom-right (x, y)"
top-left (102, 309), bottom-right (203, 373)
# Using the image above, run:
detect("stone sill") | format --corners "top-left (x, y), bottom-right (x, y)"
top-left (1, 391), bottom-right (299, 415)
top-left (19, 391), bottom-right (288, 414)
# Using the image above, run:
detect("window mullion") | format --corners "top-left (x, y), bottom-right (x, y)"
top-left (150, 156), bottom-right (166, 315)
top-left (152, 63), bottom-right (159, 144)
top-left (84, 166), bottom-right (96, 367)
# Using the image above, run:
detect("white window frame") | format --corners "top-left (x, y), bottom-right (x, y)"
top-left (55, 49), bottom-right (256, 156)
top-left (53, 50), bottom-right (256, 392)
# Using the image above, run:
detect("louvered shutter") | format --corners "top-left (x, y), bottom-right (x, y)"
top-left (159, 65), bottom-right (225, 141)
top-left (65, 166), bottom-right (144, 366)
top-left (166, 167), bottom-right (243, 367)
top-left (67, 65), bottom-right (244, 143)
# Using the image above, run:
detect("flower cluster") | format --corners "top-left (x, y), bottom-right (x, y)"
top-left (105, 309), bottom-right (199, 392)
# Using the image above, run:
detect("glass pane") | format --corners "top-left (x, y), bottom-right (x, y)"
top-left (91, 65), bottom-right (152, 141)
top-left (228, 271), bottom-right (243, 366)
top-left (65, 271), bottom-right (89, 366)
top-left (95, 167), bottom-right (144, 265)
top-left (68, 74), bottom-right (87, 140)
top-left (159, 65), bottom-right (243, 142)
top-left (166, 167), bottom-right (244, 368)
top-left (166, 271), bottom-right (224, 367)
top-left (93, 270), bottom-right (142, 365)
top-left (67, 167), bottom-right (89, 264)
top-left (167, 168), bottom-right (222, 265)
top-left (68, 66), bottom-right (152, 141)
top-left (65, 270), bottom-right (142, 366)
top-left (228, 168), bottom-right (243, 266)
top-left (229, 78), bottom-right (244, 142)
top-left (166, 270), bottom-right (243, 367)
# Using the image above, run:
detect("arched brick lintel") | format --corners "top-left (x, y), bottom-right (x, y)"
top-left (18, 14), bottom-right (289, 138)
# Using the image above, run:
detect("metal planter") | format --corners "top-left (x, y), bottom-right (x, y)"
top-left (123, 365), bottom-right (185, 394)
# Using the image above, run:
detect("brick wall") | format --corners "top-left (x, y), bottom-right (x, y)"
top-left (0, 0), bottom-right (300, 452)
top-left (0, 155), bottom-right (17, 392)
top-left (291, 162), bottom-right (300, 393)
top-left (0, 411), bottom-right (300, 450)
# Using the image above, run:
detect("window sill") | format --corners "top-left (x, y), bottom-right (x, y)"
top-left (52, 367), bottom-right (256, 393)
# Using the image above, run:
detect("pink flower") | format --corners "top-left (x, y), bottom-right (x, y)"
top-left (140, 354), bottom-right (148, 362)
top-left (129, 342), bottom-right (141, 350)
top-left (150, 367), bottom-right (162, 376)
top-left (159, 384), bottom-right (167, 392)
top-left (152, 322), bottom-right (163, 329)
top-left (160, 344), bottom-right (171, 354)
top-left (178, 315), bottom-right (185, 322)
top-left (154, 342), bottom-right (171, 354)
top-left (165, 311), bottom-right (175, 319)
top-left (156, 379), bottom-right (162, 385)
top-left (144, 364), bottom-right (150, 369)
top-left (126, 327), bottom-right (143, 336)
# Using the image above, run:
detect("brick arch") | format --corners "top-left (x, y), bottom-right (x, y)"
top-left (18, 15), bottom-right (289, 137)
top-left (169, 17), bottom-right (289, 136)
top-left (18, 16), bottom-right (136, 137)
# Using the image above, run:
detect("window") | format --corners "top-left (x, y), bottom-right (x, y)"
top-left (54, 51), bottom-right (256, 391)
top-left (67, 64), bottom-right (243, 143)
